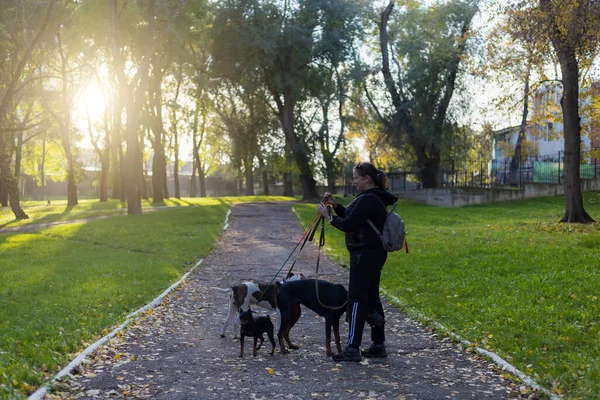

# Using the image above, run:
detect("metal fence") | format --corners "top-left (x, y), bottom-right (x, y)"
top-left (339, 149), bottom-right (600, 193)
top-left (488, 151), bottom-right (599, 189)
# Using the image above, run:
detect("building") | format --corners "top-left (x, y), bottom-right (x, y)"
top-left (491, 81), bottom-right (600, 185)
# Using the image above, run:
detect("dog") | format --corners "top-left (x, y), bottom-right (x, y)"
top-left (211, 273), bottom-right (305, 338)
top-left (238, 308), bottom-right (276, 357)
top-left (277, 279), bottom-right (348, 356)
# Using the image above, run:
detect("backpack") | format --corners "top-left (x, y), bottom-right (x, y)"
top-left (366, 195), bottom-right (408, 253)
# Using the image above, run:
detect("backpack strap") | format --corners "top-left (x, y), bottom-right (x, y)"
top-left (367, 219), bottom-right (383, 236)
top-left (365, 193), bottom-right (389, 236)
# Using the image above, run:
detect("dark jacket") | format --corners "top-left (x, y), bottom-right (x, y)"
top-left (330, 188), bottom-right (398, 253)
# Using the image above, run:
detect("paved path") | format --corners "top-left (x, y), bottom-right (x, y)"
top-left (48, 202), bottom-right (526, 399)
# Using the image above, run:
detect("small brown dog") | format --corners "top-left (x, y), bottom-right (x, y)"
top-left (238, 308), bottom-right (276, 357)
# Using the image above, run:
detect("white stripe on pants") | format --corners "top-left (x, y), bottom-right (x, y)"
top-left (348, 302), bottom-right (359, 346)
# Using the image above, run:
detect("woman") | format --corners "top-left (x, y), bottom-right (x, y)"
top-left (317, 161), bottom-right (398, 362)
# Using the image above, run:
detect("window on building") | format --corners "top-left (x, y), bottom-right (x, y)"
top-left (544, 122), bottom-right (553, 142)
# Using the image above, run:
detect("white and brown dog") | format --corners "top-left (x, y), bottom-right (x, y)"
top-left (211, 273), bottom-right (304, 338)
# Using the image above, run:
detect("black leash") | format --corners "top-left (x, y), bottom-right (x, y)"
top-left (284, 212), bottom-right (323, 278)
top-left (254, 211), bottom-right (321, 304)
top-left (314, 215), bottom-right (347, 311)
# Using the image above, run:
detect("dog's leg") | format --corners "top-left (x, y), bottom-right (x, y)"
top-left (222, 297), bottom-right (238, 338)
top-left (239, 333), bottom-right (245, 357)
top-left (267, 329), bottom-right (276, 355)
top-left (324, 318), bottom-right (334, 356)
top-left (333, 318), bottom-right (342, 353)
top-left (283, 303), bottom-right (301, 350)
top-left (253, 336), bottom-right (260, 357)
top-left (256, 334), bottom-right (264, 351)
top-left (232, 314), bottom-right (241, 339)
top-left (275, 308), bottom-right (281, 332)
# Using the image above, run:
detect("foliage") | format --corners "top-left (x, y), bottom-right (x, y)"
top-left (295, 193), bottom-right (600, 398)
top-left (366, 0), bottom-right (479, 188)
top-left (210, 0), bottom-right (365, 198)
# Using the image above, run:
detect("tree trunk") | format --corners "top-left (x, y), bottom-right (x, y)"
top-left (324, 155), bottom-right (336, 193)
top-left (420, 151), bottom-right (441, 189)
top-left (280, 90), bottom-right (318, 199)
top-left (0, 128), bottom-right (28, 218)
top-left (124, 94), bottom-right (143, 214)
top-left (151, 136), bottom-right (166, 203)
top-left (557, 48), bottom-right (594, 222)
top-left (190, 118), bottom-right (199, 198)
top-left (60, 124), bottom-right (78, 207)
top-left (189, 158), bottom-right (197, 197)
top-left (283, 172), bottom-right (293, 197)
top-left (40, 132), bottom-right (47, 201)
top-left (0, 180), bottom-right (6, 207)
top-left (198, 164), bottom-right (206, 197)
top-left (0, 136), bottom-right (28, 218)
top-left (149, 68), bottom-right (167, 204)
top-left (110, 98), bottom-right (125, 201)
top-left (244, 158), bottom-right (254, 195)
top-left (540, 0), bottom-right (595, 223)
top-left (118, 138), bottom-right (126, 202)
top-left (258, 156), bottom-right (269, 195)
top-left (173, 132), bottom-right (180, 199)
top-left (98, 106), bottom-right (111, 202)
top-left (510, 68), bottom-right (530, 186)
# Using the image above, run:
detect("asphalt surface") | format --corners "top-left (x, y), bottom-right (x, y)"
top-left (44, 202), bottom-right (532, 399)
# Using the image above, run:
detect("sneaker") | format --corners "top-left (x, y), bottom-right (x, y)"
top-left (361, 343), bottom-right (388, 358)
top-left (332, 346), bottom-right (362, 362)
top-left (366, 311), bottom-right (385, 328)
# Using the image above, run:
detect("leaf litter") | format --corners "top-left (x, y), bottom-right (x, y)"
top-left (48, 203), bottom-right (535, 399)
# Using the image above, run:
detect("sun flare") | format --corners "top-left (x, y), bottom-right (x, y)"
top-left (81, 83), bottom-right (106, 121)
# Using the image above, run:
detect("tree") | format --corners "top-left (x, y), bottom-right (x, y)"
top-left (485, 4), bottom-right (543, 186)
top-left (538, 0), bottom-right (599, 223)
top-left (110, 0), bottom-right (186, 214)
top-left (0, 0), bottom-right (57, 219)
top-left (41, 7), bottom-right (88, 207)
top-left (211, 0), bottom-right (363, 199)
top-left (371, 0), bottom-right (478, 188)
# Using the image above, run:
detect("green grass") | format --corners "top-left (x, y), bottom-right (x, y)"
top-left (294, 192), bottom-right (600, 399)
top-left (0, 197), bottom-right (224, 228)
top-left (0, 196), bottom-right (292, 399)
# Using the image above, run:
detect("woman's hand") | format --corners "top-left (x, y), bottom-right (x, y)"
top-left (317, 202), bottom-right (331, 219)
top-left (323, 192), bottom-right (337, 207)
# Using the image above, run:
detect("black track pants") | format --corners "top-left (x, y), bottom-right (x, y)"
top-left (346, 251), bottom-right (387, 348)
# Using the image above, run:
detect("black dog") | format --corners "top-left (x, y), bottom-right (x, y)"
top-left (238, 308), bottom-right (276, 357)
top-left (277, 279), bottom-right (348, 356)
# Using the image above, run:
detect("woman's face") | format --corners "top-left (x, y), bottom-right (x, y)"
top-left (353, 169), bottom-right (372, 193)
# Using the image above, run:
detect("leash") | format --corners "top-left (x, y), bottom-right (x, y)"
top-left (314, 214), bottom-right (347, 311)
top-left (284, 210), bottom-right (322, 278)
top-left (254, 209), bottom-right (323, 304)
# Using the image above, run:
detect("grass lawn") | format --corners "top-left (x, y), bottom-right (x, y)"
top-left (0, 196), bottom-right (292, 399)
top-left (0, 197), bottom-right (219, 228)
top-left (294, 192), bottom-right (600, 399)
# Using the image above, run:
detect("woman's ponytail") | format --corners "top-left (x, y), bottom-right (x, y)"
top-left (376, 170), bottom-right (389, 190)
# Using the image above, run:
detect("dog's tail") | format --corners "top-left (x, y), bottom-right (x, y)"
top-left (210, 287), bottom-right (232, 293)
